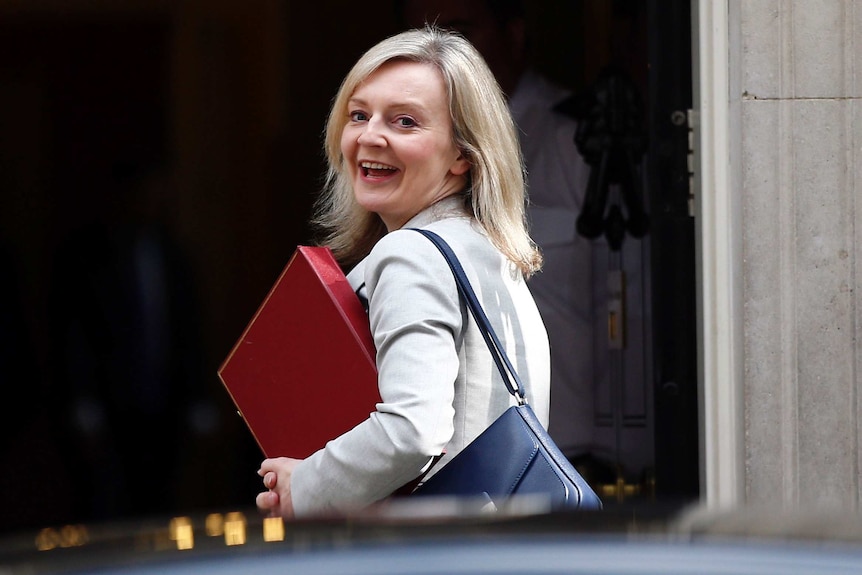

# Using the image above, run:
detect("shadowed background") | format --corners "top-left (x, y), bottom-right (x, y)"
top-left (0, 0), bottom-right (648, 532)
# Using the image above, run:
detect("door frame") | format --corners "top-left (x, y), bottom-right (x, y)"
top-left (692, 0), bottom-right (745, 508)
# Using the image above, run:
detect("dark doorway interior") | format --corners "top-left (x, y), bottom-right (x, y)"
top-left (528, 0), bottom-right (698, 507)
top-left (645, 0), bottom-right (699, 503)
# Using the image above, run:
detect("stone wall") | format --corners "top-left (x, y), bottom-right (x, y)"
top-left (732, 0), bottom-right (862, 508)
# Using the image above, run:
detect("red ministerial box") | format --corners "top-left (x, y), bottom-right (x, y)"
top-left (218, 246), bottom-right (379, 459)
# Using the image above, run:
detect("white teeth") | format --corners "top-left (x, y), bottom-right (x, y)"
top-left (361, 162), bottom-right (395, 170)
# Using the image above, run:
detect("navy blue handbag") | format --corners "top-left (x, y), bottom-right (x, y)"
top-left (409, 229), bottom-right (602, 511)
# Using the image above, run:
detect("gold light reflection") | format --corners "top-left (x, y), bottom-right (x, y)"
top-left (224, 512), bottom-right (247, 546)
top-left (263, 516), bottom-right (285, 542)
top-left (205, 513), bottom-right (225, 537)
top-left (169, 516), bottom-right (194, 550)
top-left (35, 528), bottom-right (60, 551)
top-left (36, 525), bottom-right (89, 551)
top-left (61, 525), bottom-right (88, 547)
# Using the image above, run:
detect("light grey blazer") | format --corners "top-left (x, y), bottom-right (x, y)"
top-left (290, 197), bottom-right (551, 516)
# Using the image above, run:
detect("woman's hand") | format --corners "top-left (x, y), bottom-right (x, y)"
top-left (256, 457), bottom-right (301, 519)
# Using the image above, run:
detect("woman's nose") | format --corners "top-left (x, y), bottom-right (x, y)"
top-left (356, 119), bottom-right (386, 147)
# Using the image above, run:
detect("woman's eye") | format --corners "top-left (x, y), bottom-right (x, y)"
top-left (396, 116), bottom-right (417, 128)
top-left (349, 111), bottom-right (368, 122)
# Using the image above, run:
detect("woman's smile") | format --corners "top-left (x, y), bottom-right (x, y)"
top-left (359, 160), bottom-right (399, 180)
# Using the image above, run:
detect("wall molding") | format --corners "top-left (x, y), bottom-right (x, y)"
top-left (693, 0), bottom-right (745, 508)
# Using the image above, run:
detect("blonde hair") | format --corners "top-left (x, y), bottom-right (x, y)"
top-left (311, 26), bottom-right (541, 276)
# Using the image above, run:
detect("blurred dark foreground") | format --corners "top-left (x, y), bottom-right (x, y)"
top-left (4, 499), bottom-right (862, 575)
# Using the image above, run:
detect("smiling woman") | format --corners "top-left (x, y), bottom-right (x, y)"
top-left (341, 60), bottom-right (469, 231)
top-left (253, 26), bottom-right (551, 519)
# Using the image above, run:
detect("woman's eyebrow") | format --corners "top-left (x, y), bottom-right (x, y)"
top-left (348, 95), bottom-right (430, 113)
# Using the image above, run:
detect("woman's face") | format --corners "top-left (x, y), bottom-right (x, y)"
top-left (341, 60), bottom-right (470, 231)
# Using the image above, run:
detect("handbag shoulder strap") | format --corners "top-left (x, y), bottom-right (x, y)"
top-left (410, 228), bottom-right (527, 406)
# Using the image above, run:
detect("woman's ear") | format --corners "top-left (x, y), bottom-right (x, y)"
top-left (450, 153), bottom-right (471, 176)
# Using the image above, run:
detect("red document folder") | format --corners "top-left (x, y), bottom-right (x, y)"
top-left (218, 246), bottom-right (379, 459)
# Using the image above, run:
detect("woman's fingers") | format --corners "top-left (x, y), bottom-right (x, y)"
top-left (255, 489), bottom-right (279, 511)
top-left (256, 457), bottom-right (297, 518)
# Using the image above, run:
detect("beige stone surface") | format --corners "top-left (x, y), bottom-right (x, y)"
top-left (735, 1), bottom-right (862, 509)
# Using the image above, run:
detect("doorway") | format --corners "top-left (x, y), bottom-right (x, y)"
top-left (527, 0), bottom-right (699, 507)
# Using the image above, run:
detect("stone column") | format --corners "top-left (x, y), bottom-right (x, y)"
top-left (733, 0), bottom-right (862, 509)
